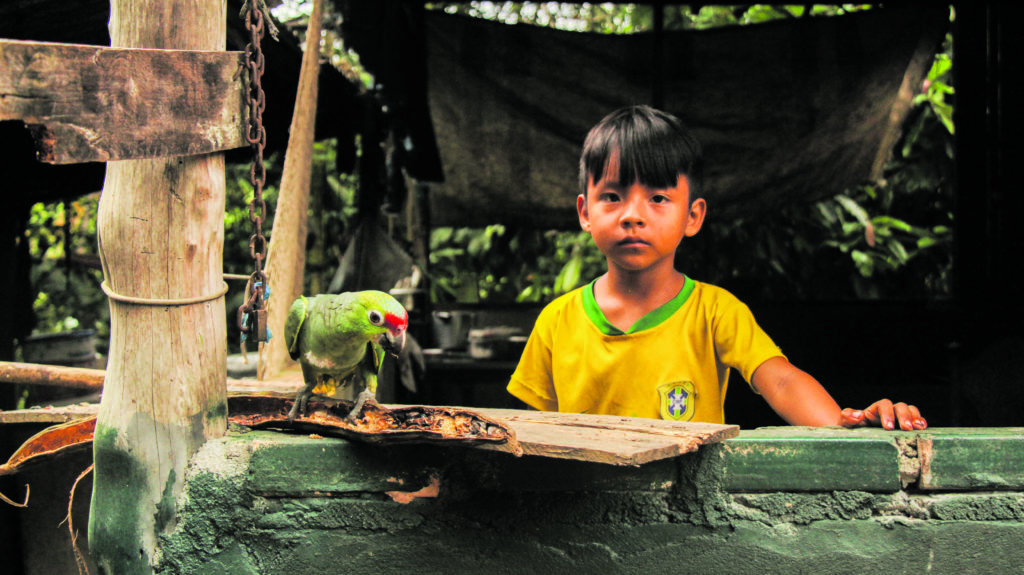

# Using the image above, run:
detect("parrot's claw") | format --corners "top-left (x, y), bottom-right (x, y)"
top-left (346, 389), bottom-right (379, 422)
top-left (288, 390), bottom-right (312, 421)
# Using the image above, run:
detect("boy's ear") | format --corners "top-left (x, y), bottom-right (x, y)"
top-left (683, 198), bottom-right (707, 237)
top-left (577, 194), bottom-right (591, 232)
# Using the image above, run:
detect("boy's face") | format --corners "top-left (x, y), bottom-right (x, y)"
top-left (577, 152), bottom-right (705, 274)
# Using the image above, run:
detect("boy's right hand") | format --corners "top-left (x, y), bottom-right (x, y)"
top-left (840, 399), bottom-right (927, 430)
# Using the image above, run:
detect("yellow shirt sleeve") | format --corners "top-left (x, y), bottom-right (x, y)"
top-left (507, 291), bottom-right (570, 412)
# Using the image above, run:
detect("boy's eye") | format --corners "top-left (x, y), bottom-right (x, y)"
top-left (599, 193), bottom-right (620, 202)
top-left (651, 195), bottom-right (669, 203)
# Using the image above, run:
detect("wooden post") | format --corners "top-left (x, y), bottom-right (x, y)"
top-left (90, 1), bottom-right (228, 573)
top-left (263, 0), bottom-right (324, 378)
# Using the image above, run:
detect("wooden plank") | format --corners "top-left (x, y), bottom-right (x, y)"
top-left (0, 38), bottom-right (245, 163)
top-left (0, 403), bottom-right (99, 425)
top-left (476, 408), bottom-right (739, 466)
top-left (481, 408), bottom-right (738, 439)
top-left (483, 420), bottom-right (705, 466)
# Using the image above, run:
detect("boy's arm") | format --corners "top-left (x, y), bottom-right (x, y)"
top-left (750, 356), bottom-right (927, 430)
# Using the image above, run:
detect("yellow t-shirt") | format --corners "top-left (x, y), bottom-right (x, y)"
top-left (507, 278), bottom-right (784, 422)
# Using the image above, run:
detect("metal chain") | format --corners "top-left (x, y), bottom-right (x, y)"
top-left (237, 1), bottom-right (276, 346)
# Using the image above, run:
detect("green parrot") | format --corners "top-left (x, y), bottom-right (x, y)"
top-left (285, 290), bottom-right (409, 421)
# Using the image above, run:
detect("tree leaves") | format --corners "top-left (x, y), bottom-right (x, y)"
top-left (553, 243), bottom-right (583, 296)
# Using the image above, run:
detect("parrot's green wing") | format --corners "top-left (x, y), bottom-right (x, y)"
top-left (284, 295), bottom-right (309, 361)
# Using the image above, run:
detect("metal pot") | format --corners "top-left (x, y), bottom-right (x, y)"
top-left (431, 311), bottom-right (475, 350)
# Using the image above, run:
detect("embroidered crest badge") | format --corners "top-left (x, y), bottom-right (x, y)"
top-left (658, 381), bottom-right (696, 421)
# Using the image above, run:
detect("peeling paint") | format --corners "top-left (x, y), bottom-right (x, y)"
top-left (917, 436), bottom-right (934, 488)
top-left (387, 475), bottom-right (441, 504)
top-left (896, 436), bottom-right (921, 488)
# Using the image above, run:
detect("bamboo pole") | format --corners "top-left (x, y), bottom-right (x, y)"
top-left (89, 2), bottom-right (228, 573)
top-left (262, 0), bottom-right (324, 379)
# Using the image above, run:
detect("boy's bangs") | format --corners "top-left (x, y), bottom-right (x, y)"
top-left (583, 136), bottom-right (681, 191)
top-left (582, 124), bottom-right (698, 193)
top-left (610, 132), bottom-right (682, 190)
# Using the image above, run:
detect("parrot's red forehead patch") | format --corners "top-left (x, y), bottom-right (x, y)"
top-left (385, 311), bottom-right (408, 330)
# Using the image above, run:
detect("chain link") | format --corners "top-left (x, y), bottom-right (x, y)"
top-left (237, 1), bottom-right (273, 343)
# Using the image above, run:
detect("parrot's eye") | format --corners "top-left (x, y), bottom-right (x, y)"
top-left (367, 310), bottom-right (385, 326)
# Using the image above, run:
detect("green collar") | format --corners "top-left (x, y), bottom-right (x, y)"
top-left (582, 276), bottom-right (695, 335)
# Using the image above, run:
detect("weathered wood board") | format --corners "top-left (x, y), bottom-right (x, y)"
top-left (474, 408), bottom-right (739, 466)
top-left (0, 403), bottom-right (101, 425)
top-left (0, 39), bottom-right (246, 163)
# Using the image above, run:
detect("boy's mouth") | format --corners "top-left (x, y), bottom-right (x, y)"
top-left (616, 237), bottom-right (649, 248)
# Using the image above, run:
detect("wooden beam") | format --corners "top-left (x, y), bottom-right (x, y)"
top-left (0, 361), bottom-right (104, 391)
top-left (0, 39), bottom-right (245, 164)
top-left (262, 0), bottom-right (324, 378)
top-left (0, 361), bottom-right (303, 401)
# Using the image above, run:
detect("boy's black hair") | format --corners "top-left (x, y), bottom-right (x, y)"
top-left (579, 105), bottom-right (704, 201)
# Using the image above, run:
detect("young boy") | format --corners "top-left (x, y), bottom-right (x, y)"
top-left (508, 105), bottom-right (927, 430)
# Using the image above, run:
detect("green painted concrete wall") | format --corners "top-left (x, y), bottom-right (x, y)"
top-left (156, 427), bottom-right (1024, 574)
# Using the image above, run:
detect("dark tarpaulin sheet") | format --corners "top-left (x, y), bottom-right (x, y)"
top-left (425, 4), bottom-right (948, 229)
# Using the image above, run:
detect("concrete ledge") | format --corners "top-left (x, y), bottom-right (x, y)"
top-left (721, 427), bottom-right (906, 492)
top-left (244, 431), bottom-right (439, 497)
top-left (208, 427), bottom-right (1024, 496)
top-left (154, 427), bottom-right (1024, 575)
top-left (720, 427), bottom-right (1024, 493)
top-left (919, 428), bottom-right (1024, 490)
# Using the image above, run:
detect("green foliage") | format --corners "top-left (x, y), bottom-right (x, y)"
top-left (918, 36), bottom-right (955, 135)
top-left (429, 225), bottom-right (513, 302)
top-left (427, 226), bottom-right (604, 303)
top-left (515, 231), bottom-right (605, 302)
top-left (683, 74), bottom-right (954, 301)
top-left (23, 195), bottom-right (108, 344)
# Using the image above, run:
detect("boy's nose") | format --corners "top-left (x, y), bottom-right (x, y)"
top-left (620, 198), bottom-right (646, 227)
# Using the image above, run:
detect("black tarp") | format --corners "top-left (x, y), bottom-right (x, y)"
top-left (423, 4), bottom-right (948, 228)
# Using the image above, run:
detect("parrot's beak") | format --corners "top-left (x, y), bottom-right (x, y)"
top-left (381, 328), bottom-right (406, 357)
